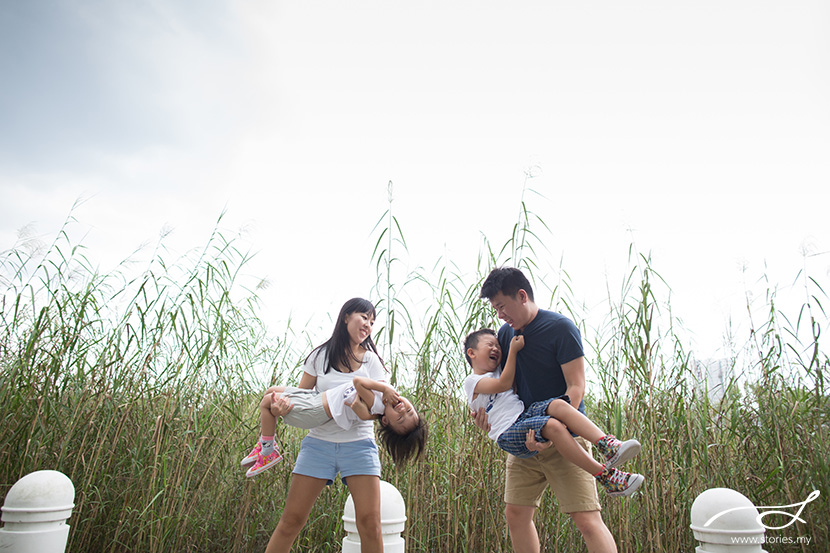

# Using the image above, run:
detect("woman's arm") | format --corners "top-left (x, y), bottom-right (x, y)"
top-left (298, 371), bottom-right (317, 390)
top-left (473, 335), bottom-right (524, 395)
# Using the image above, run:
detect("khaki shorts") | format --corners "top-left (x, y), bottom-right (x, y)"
top-left (504, 436), bottom-right (601, 514)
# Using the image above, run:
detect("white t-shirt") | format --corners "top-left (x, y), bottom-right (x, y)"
top-left (326, 382), bottom-right (385, 431)
top-left (304, 347), bottom-right (386, 443)
top-left (463, 371), bottom-right (525, 442)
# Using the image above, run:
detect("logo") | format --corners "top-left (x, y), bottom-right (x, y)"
top-left (704, 490), bottom-right (820, 531)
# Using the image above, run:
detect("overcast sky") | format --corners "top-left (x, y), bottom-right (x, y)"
top-left (2, 1), bottom-right (829, 362)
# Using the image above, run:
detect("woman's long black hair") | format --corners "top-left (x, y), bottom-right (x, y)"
top-left (306, 298), bottom-right (382, 373)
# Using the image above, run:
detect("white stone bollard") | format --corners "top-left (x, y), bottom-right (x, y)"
top-left (690, 488), bottom-right (767, 553)
top-left (0, 470), bottom-right (75, 553)
top-left (342, 480), bottom-right (406, 553)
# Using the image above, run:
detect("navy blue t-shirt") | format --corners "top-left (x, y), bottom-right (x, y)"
top-left (497, 309), bottom-right (586, 414)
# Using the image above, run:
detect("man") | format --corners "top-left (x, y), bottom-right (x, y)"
top-left (475, 266), bottom-right (619, 553)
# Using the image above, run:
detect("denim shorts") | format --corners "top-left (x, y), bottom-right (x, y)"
top-left (293, 436), bottom-right (381, 485)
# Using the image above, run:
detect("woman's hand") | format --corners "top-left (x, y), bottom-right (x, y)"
top-left (525, 429), bottom-right (552, 452)
top-left (269, 392), bottom-right (294, 418)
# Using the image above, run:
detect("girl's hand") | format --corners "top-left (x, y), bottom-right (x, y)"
top-left (269, 392), bottom-right (294, 418)
top-left (510, 335), bottom-right (525, 352)
top-left (525, 429), bottom-right (552, 452)
top-left (381, 387), bottom-right (401, 408)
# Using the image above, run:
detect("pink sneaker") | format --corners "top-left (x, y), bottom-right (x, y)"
top-left (245, 448), bottom-right (284, 478)
top-left (240, 442), bottom-right (261, 467)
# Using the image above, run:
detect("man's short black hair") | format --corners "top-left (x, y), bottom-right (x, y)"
top-left (480, 267), bottom-right (534, 302)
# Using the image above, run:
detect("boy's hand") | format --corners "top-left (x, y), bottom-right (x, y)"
top-left (471, 407), bottom-right (491, 433)
top-left (509, 335), bottom-right (525, 352)
top-left (525, 429), bottom-right (552, 452)
top-left (269, 392), bottom-right (294, 418)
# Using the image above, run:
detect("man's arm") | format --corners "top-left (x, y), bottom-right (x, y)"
top-left (561, 356), bottom-right (586, 408)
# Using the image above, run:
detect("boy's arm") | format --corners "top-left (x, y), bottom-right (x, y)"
top-left (473, 335), bottom-right (524, 395)
top-left (352, 376), bottom-right (401, 409)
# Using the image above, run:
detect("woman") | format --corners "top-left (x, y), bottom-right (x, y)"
top-left (264, 298), bottom-right (386, 553)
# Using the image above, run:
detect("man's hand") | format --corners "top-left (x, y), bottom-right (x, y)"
top-left (525, 429), bottom-right (553, 452)
top-left (471, 407), bottom-right (491, 433)
top-left (269, 392), bottom-right (294, 418)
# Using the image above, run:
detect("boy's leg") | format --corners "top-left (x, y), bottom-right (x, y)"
top-left (539, 418), bottom-right (604, 475)
top-left (546, 399), bottom-right (604, 443)
top-left (546, 399), bottom-right (641, 467)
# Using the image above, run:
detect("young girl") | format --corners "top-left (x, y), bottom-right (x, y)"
top-left (463, 328), bottom-right (645, 497)
top-left (242, 375), bottom-right (426, 477)
top-left (261, 298), bottom-right (408, 553)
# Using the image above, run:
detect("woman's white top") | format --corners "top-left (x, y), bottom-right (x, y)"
top-left (304, 347), bottom-right (386, 443)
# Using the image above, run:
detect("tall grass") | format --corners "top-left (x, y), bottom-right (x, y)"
top-left (1, 197), bottom-right (827, 552)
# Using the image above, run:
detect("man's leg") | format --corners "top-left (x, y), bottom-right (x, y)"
top-left (537, 437), bottom-right (617, 551)
top-left (505, 503), bottom-right (540, 553)
top-left (570, 510), bottom-right (617, 553)
top-left (504, 453), bottom-right (548, 553)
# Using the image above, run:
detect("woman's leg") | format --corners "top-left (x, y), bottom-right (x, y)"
top-left (546, 399), bottom-right (605, 443)
top-left (344, 475), bottom-right (383, 553)
top-left (540, 418), bottom-right (604, 475)
top-left (264, 474), bottom-right (327, 553)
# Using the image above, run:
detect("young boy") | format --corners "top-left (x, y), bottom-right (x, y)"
top-left (242, 376), bottom-right (427, 477)
top-left (463, 328), bottom-right (644, 497)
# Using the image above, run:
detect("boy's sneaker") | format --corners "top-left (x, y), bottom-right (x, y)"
top-left (245, 449), bottom-right (284, 478)
top-left (240, 442), bottom-right (262, 467)
top-left (596, 435), bottom-right (641, 468)
top-left (596, 466), bottom-right (644, 497)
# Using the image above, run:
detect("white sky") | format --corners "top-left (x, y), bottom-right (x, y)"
top-left (2, 1), bottom-right (829, 362)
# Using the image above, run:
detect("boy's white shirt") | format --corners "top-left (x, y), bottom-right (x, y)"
top-left (326, 382), bottom-right (385, 431)
top-left (304, 348), bottom-right (386, 443)
top-left (463, 370), bottom-right (525, 442)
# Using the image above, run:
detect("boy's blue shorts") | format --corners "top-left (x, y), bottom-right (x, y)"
top-left (496, 395), bottom-right (569, 459)
top-left (293, 436), bottom-right (381, 485)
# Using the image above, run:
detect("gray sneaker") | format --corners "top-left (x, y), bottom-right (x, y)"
top-left (596, 435), bottom-right (641, 468)
top-left (596, 467), bottom-right (645, 497)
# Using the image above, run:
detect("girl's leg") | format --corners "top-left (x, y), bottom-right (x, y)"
top-left (344, 475), bottom-right (383, 553)
top-left (242, 386), bottom-right (288, 468)
top-left (540, 418), bottom-right (604, 475)
top-left (546, 399), bottom-right (605, 443)
top-left (260, 386), bottom-right (287, 436)
top-left (264, 474), bottom-right (327, 553)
